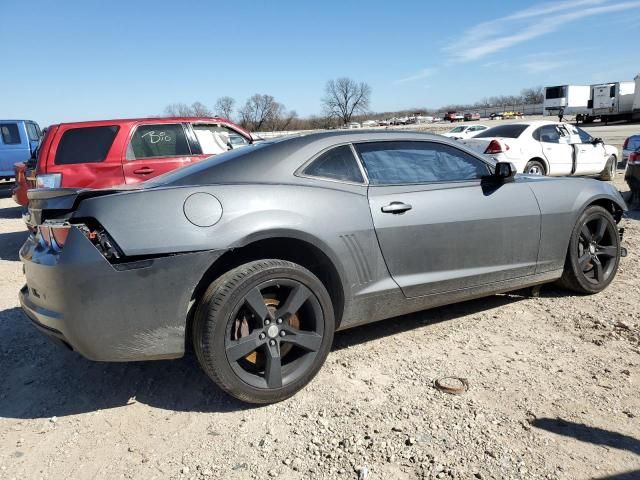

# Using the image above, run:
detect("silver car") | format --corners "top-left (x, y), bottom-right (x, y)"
top-left (19, 131), bottom-right (626, 403)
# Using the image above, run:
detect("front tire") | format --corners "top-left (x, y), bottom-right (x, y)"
top-left (558, 205), bottom-right (620, 294)
top-left (193, 260), bottom-right (335, 404)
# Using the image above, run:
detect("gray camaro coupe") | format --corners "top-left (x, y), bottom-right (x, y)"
top-left (19, 131), bottom-right (626, 403)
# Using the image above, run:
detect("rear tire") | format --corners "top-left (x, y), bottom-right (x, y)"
top-left (524, 160), bottom-right (546, 176)
top-left (558, 205), bottom-right (620, 294)
top-left (193, 259), bottom-right (335, 404)
top-left (599, 155), bottom-right (616, 181)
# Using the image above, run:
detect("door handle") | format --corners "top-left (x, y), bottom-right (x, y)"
top-left (381, 202), bottom-right (412, 214)
top-left (133, 167), bottom-right (154, 175)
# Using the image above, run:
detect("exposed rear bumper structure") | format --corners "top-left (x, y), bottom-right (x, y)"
top-left (19, 227), bottom-right (223, 361)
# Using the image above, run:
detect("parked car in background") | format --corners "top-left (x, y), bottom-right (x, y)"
top-left (622, 134), bottom-right (640, 167)
top-left (0, 120), bottom-right (42, 180)
top-left (445, 112), bottom-right (464, 122)
top-left (489, 112), bottom-right (503, 120)
top-left (464, 112), bottom-right (481, 121)
top-left (461, 121), bottom-right (618, 179)
top-left (12, 117), bottom-right (251, 206)
top-left (441, 124), bottom-right (489, 139)
top-left (20, 130), bottom-right (626, 404)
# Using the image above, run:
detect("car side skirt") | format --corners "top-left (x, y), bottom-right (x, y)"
top-left (338, 269), bottom-right (562, 330)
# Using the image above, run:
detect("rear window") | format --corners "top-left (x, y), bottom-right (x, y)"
top-left (127, 123), bottom-right (190, 160)
top-left (0, 123), bottom-right (21, 144)
top-left (55, 126), bottom-right (119, 165)
top-left (474, 124), bottom-right (528, 139)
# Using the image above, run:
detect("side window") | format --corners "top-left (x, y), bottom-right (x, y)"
top-left (127, 124), bottom-right (190, 160)
top-left (192, 124), bottom-right (248, 155)
top-left (303, 145), bottom-right (364, 183)
top-left (0, 123), bottom-right (21, 145)
top-left (26, 123), bottom-right (40, 141)
top-left (355, 141), bottom-right (489, 185)
top-left (55, 126), bottom-right (119, 165)
top-left (537, 125), bottom-right (561, 144)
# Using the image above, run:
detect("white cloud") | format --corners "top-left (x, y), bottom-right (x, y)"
top-left (394, 68), bottom-right (436, 84)
top-left (444, 0), bottom-right (640, 62)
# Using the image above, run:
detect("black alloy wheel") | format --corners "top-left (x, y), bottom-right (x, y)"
top-left (559, 205), bottom-right (620, 294)
top-left (193, 260), bottom-right (334, 404)
top-left (225, 278), bottom-right (324, 390)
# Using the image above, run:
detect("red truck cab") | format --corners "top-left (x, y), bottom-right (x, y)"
top-left (13, 117), bottom-right (251, 206)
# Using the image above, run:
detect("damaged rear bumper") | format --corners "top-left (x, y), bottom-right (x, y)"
top-left (19, 227), bottom-right (224, 361)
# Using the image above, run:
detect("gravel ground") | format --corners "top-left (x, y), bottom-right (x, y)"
top-left (0, 169), bottom-right (639, 480)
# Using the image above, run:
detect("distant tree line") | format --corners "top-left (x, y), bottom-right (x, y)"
top-left (161, 83), bottom-right (544, 131)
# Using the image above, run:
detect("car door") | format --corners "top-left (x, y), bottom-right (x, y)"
top-left (535, 124), bottom-right (573, 175)
top-left (571, 125), bottom-right (608, 175)
top-left (122, 122), bottom-right (198, 184)
top-left (356, 140), bottom-right (541, 298)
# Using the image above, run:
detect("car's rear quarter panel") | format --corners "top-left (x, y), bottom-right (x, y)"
top-left (72, 183), bottom-right (393, 329)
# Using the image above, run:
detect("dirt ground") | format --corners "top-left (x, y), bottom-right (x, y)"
top-left (0, 163), bottom-right (639, 479)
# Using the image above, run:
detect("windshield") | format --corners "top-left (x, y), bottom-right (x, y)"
top-left (474, 124), bottom-right (528, 139)
top-left (450, 126), bottom-right (466, 133)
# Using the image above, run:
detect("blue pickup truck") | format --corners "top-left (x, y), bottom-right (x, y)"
top-left (0, 120), bottom-right (42, 179)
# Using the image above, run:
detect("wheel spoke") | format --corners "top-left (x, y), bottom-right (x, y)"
top-left (275, 284), bottom-right (310, 319)
top-left (580, 224), bottom-right (592, 243)
top-left (594, 218), bottom-right (607, 243)
top-left (226, 331), bottom-right (262, 362)
top-left (593, 257), bottom-right (603, 281)
top-left (281, 327), bottom-right (323, 352)
top-left (244, 287), bottom-right (271, 321)
top-left (578, 252), bottom-right (591, 270)
top-left (597, 246), bottom-right (617, 258)
top-left (264, 344), bottom-right (282, 388)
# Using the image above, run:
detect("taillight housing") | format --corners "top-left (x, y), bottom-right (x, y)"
top-left (37, 224), bottom-right (70, 250)
top-left (36, 173), bottom-right (62, 189)
top-left (629, 151), bottom-right (640, 165)
top-left (484, 140), bottom-right (509, 155)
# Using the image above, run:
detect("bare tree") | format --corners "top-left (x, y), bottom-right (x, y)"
top-left (322, 78), bottom-right (371, 125)
top-left (163, 103), bottom-right (195, 117)
top-left (163, 101), bottom-right (211, 117)
top-left (238, 94), bottom-right (283, 131)
top-left (214, 96), bottom-right (236, 119)
top-left (190, 101), bottom-right (212, 116)
top-left (521, 86), bottom-right (544, 104)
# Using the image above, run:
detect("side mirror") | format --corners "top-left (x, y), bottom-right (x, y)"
top-left (592, 137), bottom-right (604, 145)
top-left (494, 161), bottom-right (517, 180)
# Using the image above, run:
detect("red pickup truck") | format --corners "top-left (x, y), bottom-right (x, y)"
top-left (13, 117), bottom-right (252, 206)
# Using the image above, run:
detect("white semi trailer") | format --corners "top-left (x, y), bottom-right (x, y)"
top-left (633, 74), bottom-right (640, 118)
top-left (543, 85), bottom-right (590, 116)
top-left (569, 80), bottom-right (636, 123)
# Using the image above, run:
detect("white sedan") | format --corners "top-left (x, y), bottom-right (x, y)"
top-left (461, 121), bottom-right (618, 180)
top-left (440, 124), bottom-right (488, 139)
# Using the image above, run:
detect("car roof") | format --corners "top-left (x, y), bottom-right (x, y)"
top-left (49, 116), bottom-right (237, 128)
top-left (148, 129), bottom-right (488, 188)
